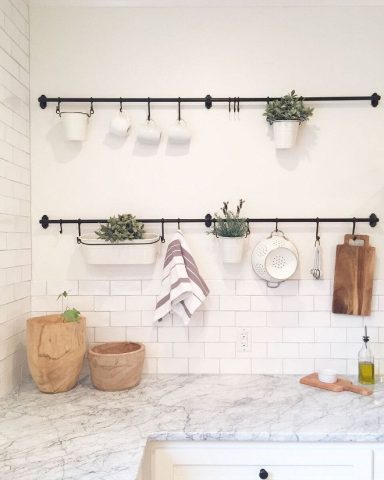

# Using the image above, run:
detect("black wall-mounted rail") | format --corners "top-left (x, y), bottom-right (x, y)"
top-left (39, 213), bottom-right (379, 242)
top-left (38, 92), bottom-right (381, 110)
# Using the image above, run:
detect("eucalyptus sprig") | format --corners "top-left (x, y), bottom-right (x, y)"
top-left (264, 90), bottom-right (314, 124)
top-left (57, 291), bottom-right (81, 323)
top-left (210, 199), bottom-right (249, 238)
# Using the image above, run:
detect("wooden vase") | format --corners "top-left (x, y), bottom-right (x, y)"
top-left (27, 314), bottom-right (86, 393)
top-left (88, 342), bottom-right (145, 391)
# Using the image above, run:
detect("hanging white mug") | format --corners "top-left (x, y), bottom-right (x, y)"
top-left (110, 112), bottom-right (131, 137)
top-left (137, 119), bottom-right (161, 145)
top-left (168, 119), bottom-right (191, 145)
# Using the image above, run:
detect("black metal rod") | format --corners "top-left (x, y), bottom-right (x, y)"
top-left (40, 213), bottom-right (379, 230)
top-left (38, 92), bottom-right (381, 109)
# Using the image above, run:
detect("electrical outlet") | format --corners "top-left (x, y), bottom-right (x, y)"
top-left (237, 328), bottom-right (251, 352)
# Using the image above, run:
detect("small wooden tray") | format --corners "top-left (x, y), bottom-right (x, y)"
top-left (300, 373), bottom-right (373, 396)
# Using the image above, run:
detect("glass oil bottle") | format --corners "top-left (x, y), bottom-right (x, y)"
top-left (358, 326), bottom-right (375, 384)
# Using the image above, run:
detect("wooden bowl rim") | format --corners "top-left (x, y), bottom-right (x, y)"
top-left (89, 341), bottom-right (145, 356)
top-left (28, 314), bottom-right (86, 325)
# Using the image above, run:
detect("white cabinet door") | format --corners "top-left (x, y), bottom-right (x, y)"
top-left (148, 442), bottom-right (373, 480)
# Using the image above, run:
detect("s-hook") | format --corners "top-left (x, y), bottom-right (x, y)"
top-left (55, 98), bottom-right (61, 116)
top-left (310, 218), bottom-right (321, 280)
top-left (119, 97), bottom-right (123, 113)
top-left (177, 218), bottom-right (181, 230)
top-left (315, 217), bottom-right (320, 243)
top-left (245, 219), bottom-right (250, 238)
top-left (59, 220), bottom-right (63, 234)
top-left (147, 97), bottom-right (151, 121)
top-left (178, 97), bottom-right (181, 122)
top-left (352, 217), bottom-right (357, 240)
top-left (275, 218), bottom-right (279, 232)
top-left (89, 98), bottom-right (94, 117)
top-left (160, 218), bottom-right (165, 243)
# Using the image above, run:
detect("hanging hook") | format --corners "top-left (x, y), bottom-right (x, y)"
top-left (59, 220), bottom-right (63, 234)
top-left (178, 97), bottom-right (181, 122)
top-left (161, 218), bottom-right (165, 243)
top-left (245, 219), bottom-right (250, 238)
top-left (89, 98), bottom-right (94, 117)
top-left (147, 97), bottom-right (151, 121)
top-left (275, 218), bottom-right (279, 232)
top-left (228, 97), bottom-right (231, 113)
top-left (315, 217), bottom-right (320, 244)
top-left (237, 97), bottom-right (240, 113)
top-left (77, 219), bottom-right (82, 237)
top-left (352, 217), bottom-right (357, 240)
top-left (177, 218), bottom-right (181, 230)
top-left (55, 98), bottom-right (61, 116)
top-left (119, 97), bottom-right (123, 113)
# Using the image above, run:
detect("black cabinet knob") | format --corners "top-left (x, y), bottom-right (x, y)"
top-left (259, 468), bottom-right (269, 479)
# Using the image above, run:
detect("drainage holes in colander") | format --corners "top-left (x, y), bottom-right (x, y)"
top-left (271, 255), bottom-right (287, 269)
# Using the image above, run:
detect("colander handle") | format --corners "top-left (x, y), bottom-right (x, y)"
top-left (269, 229), bottom-right (286, 239)
top-left (266, 281), bottom-right (281, 288)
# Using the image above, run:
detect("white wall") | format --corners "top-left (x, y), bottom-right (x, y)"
top-left (0, 0), bottom-right (30, 396)
top-left (30, 5), bottom-right (384, 375)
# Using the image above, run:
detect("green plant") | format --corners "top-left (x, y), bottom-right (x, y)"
top-left (211, 199), bottom-right (249, 238)
top-left (95, 213), bottom-right (145, 243)
top-left (263, 90), bottom-right (314, 124)
top-left (57, 291), bottom-right (81, 323)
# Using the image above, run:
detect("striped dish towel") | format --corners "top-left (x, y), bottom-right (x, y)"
top-left (154, 230), bottom-right (209, 325)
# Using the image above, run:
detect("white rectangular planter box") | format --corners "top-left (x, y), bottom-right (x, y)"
top-left (78, 233), bottom-right (160, 265)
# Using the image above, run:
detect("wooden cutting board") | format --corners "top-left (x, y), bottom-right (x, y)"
top-left (332, 234), bottom-right (375, 316)
top-left (300, 373), bottom-right (373, 396)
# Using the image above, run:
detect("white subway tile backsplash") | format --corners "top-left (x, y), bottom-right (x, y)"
top-left (157, 358), bottom-right (188, 374)
top-left (267, 280), bottom-right (298, 296)
top-left (208, 279), bottom-right (236, 295)
top-left (283, 359), bottom-right (314, 374)
top-left (283, 296), bottom-right (314, 311)
top-left (330, 313), bottom-right (363, 328)
top-left (197, 295), bottom-right (220, 311)
top-left (94, 327), bottom-right (126, 343)
top-left (314, 295), bottom-right (332, 311)
top-left (220, 358), bottom-right (251, 374)
top-left (204, 311), bottom-right (235, 326)
top-left (205, 342), bottom-right (235, 358)
top-left (173, 342), bottom-right (204, 358)
top-left (111, 281), bottom-right (141, 295)
top-left (68, 296), bottom-right (94, 312)
top-left (236, 280), bottom-right (266, 296)
top-left (251, 295), bottom-right (282, 311)
top-left (252, 327), bottom-right (282, 343)
top-left (125, 295), bottom-right (156, 311)
top-left (189, 358), bottom-right (220, 374)
top-left (235, 311), bottom-right (266, 326)
top-left (189, 326), bottom-right (220, 342)
top-left (158, 326), bottom-right (188, 343)
top-left (268, 343), bottom-right (299, 358)
top-left (315, 327), bottom-right (346, 343)
top-left (94, 296), bottom-right (125, 312)
top-left (299, 312), bottom-right (330, 327)
top-left (110, 311), bottom-right (141, 326)
top-left (347, 327), bottom-right (378, 343)
top-left (126, 326), bottom-right (158, 342)
top-left (79, 280), bottom-right (109, 296)
top-left (82, 311), bottom-right (110, 327)
top-left (299, 343), bottom-right (330, 359)
top-left (220, 295), bottom-right (250, 311)
top-left (145, 342), bottom-right (173, 358)
top-left (331, 343), bottom-right (360, 359)
top-left (283, 328), bottom-right (314, 343)
top-left (252, 358), bottom-right (282, 374)
top-left (46, 280), bottom-right (79, 296)
top-left (299, 280), bottom-right (330, 296)
top-left (267, 312), bottom-right (298, 327)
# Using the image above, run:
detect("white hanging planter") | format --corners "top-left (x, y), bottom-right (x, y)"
top-left (78, 233), bottom-right (160, 265)
top-left (272, 120), bottom-right (300, 149)
top-left (62, 112), bottom-right (89, 141)
top-left (218, 237), bottom-right (245, 264)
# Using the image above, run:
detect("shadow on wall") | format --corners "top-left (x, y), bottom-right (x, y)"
top-left (267, 124), bottom-right (319, 171)
top-left (47, 122), bottom-right (82, 163)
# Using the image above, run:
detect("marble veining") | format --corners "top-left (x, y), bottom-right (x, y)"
top-left (1, 374), bottom-right (384, 480)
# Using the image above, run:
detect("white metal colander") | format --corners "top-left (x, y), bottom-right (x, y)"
top-left (252, 230), bottom-right (299, 287)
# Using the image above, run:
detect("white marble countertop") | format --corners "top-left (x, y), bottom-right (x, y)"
top-left (1, 374), bottom-right (384, 480)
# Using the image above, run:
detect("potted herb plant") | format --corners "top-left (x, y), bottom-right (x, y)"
top-left (78, 213), bottom-right (160, 265)
top-left (263, 90), bottom-right (314, 149)
top-left (211, 199), bottom-right (249, 263)
top-left (27, 291), bottom-right (86, 393)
